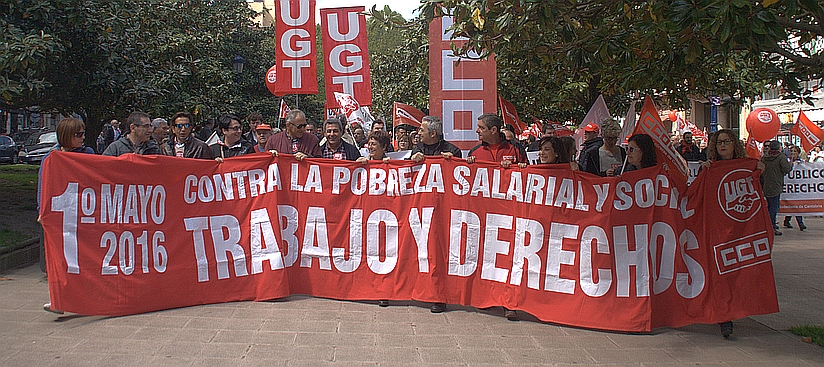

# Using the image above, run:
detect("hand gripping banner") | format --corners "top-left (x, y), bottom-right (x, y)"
top-left (40, 153), bottom-right (778, 332)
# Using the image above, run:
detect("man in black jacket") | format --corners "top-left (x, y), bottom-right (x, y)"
top-left (410, 116), bottom-right (462, 163)
top-left (320, 117), bottom-right (361, 161)
top-left (677, 131), bottom-right (702, 161)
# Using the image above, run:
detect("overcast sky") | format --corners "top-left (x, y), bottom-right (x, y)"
top-left (316, 0), bottom-right (419, 20)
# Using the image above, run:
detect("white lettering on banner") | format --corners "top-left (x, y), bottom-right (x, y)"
top-left (446, 211), bottom-right (705, 298)
top-left (452, 168), bottom-right (593, 211)
top-left (409, 208), bottom-right (434, 273)
top-left (185, 168), bottom-right (276, 204)
top-left (101, 184), bottom-right (165, 224)
top-left (279, 0), bottom-right (309, 24)
top-left (481, 214), bottom-right (513, 283)
top-left (328, 11), bottom-right (359, 41)
top-left (366, 209), bottom-right (399, 274)
top-left (332, 75), bottom-right (363, 96)
top-left (278, 205), bottom-right (300, 267)
top-left (250, 208), bottom-right (284, 274)
top-left (301, 207), bottom-right (332, 270)
top-left (99, 230), bottom-right (167, 275)
top-left (714, 231), bottom-right (772, 275)
top-left (290, 163), bottom-right (322, 193)
top-left (331, 164), bottom-right (445, 196)
top-left (332, 209), bottom-right (363, 273)
top-left (612, 175), bottom-right (691, 218)
top-left (330, 44), bottom-right (363, 73)
top-left (185, 215), bottom-right (248, 281)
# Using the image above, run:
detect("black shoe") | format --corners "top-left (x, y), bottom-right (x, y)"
top-left (774, 230), bottom-right (782, 236)
top-left (43, 302), bottom-right (64, 315)
top-left (504, 309), bottom-right (518, 321)
top-left (799, 223), bottom-right (807, 231)
top-left (378, 300), bottom-right (389, 307)
top-left (720, 321), bottom-right (734, 339)
top-left (430, 303), bottom-right (446, 313)
top-left (783, 220), bottom-right (792, 228)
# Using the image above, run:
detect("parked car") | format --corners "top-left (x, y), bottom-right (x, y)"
top-left (0, 135), bottom-right (19, 164)
top-left (18, 131), bottom-right (58, 164)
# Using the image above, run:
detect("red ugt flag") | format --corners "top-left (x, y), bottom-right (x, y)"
top-left (498, 96), bottom-right (527, 134)
top-left (790, 110), bottom-right (824, 152)
top-left (745, 135), bottom-right (762, 159)
top-left (393, 102), bottom-right (425, 128)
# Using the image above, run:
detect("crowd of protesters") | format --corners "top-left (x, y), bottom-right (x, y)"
top-left (41, 108), bottom-right (822, 339)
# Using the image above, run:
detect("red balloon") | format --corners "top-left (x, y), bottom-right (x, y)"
top-left (746, 108), bottom-right (780, 142)
top-left (667, 111), bottom-right (678, 122)
top-left (265, 65), bottom-right (277, 95)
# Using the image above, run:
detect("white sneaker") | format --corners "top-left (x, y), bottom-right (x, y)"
top-left (43, 302), bottom-right (64, 314)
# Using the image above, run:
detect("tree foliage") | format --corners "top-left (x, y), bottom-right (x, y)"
top-left (394, 0), bottom-right (824, 122)
top-left (0, 0), bottom-right (301, 140)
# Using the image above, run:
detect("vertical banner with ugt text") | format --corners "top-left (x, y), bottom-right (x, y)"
top-left (321, 7), bottom-right (372, 106)
top-left (275, 0), bottom-right (318, 95)
top-left (429, 16), bottom-right (497, 150)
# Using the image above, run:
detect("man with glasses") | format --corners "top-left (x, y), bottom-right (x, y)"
top-left (102, 111), bottom-right (161, 156)
top-left (210, 113), bottom-right (255, 159)
top-left (161, 112), bottom-right (212, 159)
top-left (265, 109), bottom-right (321, 159)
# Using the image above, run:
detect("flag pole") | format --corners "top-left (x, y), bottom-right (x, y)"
top-left (277, 98), bottom-right (283, 129)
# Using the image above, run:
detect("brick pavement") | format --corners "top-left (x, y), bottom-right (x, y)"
top-left (1, 219), bottom-right (822, 366)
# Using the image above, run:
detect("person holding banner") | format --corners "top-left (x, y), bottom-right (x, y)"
top-left (320, 117), bottom-right (361, 161)
top-left (410, 116), bottom-right (462, 163)
top-left (783, 145), bottom-right (807, 231)
top-left (356, 130), bottom-right (391, 165)
top-left (102, 111), bottom-right (162, 156)
top-left (161, 112), bottom-right (212, 159)
top-left (265, 110), bottom-right (322, 159)
top-left (39, 117), bottom-right (96, 314)
top-left (466, 113), bottom-right (527, 169)
top-left (210, 114), bottom-right (255, 160)
top-left (537, 136), bottom-right (579, 170)
top-left (699, 129), bottom-right (767, 338)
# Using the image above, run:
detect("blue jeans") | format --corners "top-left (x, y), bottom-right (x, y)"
top-left (767, 195), bottom-right (781, 230)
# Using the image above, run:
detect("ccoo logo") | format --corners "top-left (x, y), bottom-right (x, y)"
top-left (717, 169), bottom-right (762, 222)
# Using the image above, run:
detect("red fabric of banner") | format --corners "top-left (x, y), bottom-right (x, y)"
top-left (275, 0), bottom-right (318, 95)
top-left (321, 7), bottom-right (372, 106)
top-left (498, 97), bottom-right (527, 134)
top-left (40, 153), bottom-right (778, 332)
top-left (393, 102), bottom-right (425, 128)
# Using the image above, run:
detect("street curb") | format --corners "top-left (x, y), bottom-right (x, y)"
top-left (0, 236), bottom-right (40, 273)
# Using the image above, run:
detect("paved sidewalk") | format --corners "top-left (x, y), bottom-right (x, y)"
top-left (1, 219), bottom-right (822, 366)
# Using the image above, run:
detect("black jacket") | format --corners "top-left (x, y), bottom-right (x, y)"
top-left (578, 137), bottom-right (604, 174)
top-left (411, 139), bottom-right (463, 158)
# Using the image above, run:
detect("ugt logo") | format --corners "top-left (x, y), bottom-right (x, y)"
top-left (717, 169), bottom-right (762, 222)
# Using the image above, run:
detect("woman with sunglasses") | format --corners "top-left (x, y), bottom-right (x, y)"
top-left (39, 117), bottom-right (95, 314)
top-left (617, 134), bottom-right (657, 174)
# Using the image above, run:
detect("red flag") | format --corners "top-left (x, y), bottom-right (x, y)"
top-left (531, 116), bottom-right (543, 133)
top-left (274, 0), bottom-right (318, 95)
top-left (554, 124), bottom-right (574, 137)
top-left (498, 97), bottom-right (527, 134)
top-left (321, 7), bottom-right (373, 106)
top-left (631, 96), bottom-right (689, 179)
top-left (745, 135), bottom-right (762, 159)
top-left (279, 99), bottom-right (291, 119)
top-left (392, 102), bottom-right (425, 128)
top-left (790, 110), bottom-right (824, 152)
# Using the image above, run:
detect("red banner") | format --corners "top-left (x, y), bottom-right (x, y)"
top-left (321, 7), bottom-right (372, 106)
top-left (275, 0), bottom-right (318, 95)
top-left (393, 102), bottom-right (425, 128)
top-left (790, 110), bottom-right (824, 152)
top-left (40, 153), bottom-right (778, 332)
top-left (429, 16), bottom-right (497, 150)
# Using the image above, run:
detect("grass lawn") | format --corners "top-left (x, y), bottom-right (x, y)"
top-left (0, 164), bottom-right (40, 248)
top-left (791, 325), bottom-right (824, 348)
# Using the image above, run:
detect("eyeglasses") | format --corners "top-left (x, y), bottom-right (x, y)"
top-left (74, 131), bottom-right (85, 138)
top-left (227, 126), bottom-right (242, 131)
top-left (295, 123), bottom-right (307, 129)
top-left (628, 147), bottom-right (637, 153)
top-left (174, 123), bottom-right (191, 129)
top-left (717, 139), bottom-right (734, 145)
top-left (136, 124), bottom-right (152, 129)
